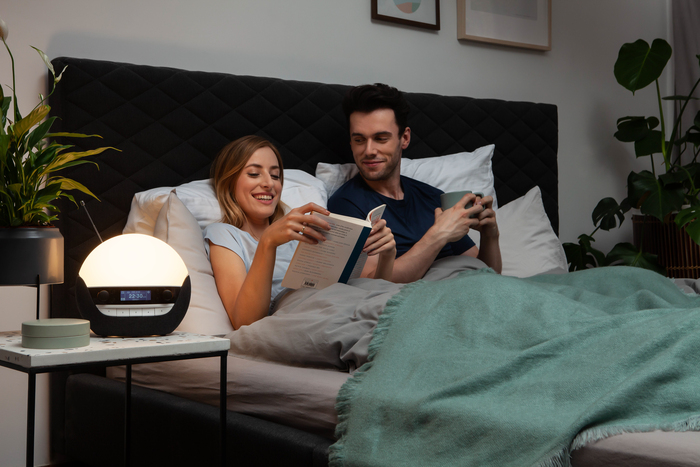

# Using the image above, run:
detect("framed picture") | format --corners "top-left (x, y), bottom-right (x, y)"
top-left (371, 0), bottom-right (440, 31)
top-left (457, 0), bottom-right (551, 51)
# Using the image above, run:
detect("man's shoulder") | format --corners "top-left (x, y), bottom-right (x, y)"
top-left (328, 174), bottom-right (370, 202)
top-left (327, 174), bottom-right (372, 214)
top-left (400, 175), bottom-right (443, 196)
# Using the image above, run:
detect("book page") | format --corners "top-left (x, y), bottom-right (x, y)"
top-left (282, 213), bottom-right (370, 289)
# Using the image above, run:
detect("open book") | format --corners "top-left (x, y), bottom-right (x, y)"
top-left (281, 205), bottom-right (386, 290)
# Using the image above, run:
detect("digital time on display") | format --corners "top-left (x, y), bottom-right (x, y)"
top-left (120, 290), bottom-right (152, 302)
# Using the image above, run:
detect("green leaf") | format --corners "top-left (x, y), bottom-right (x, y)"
top-left (604, 242), bottom-right (665, 273)
top-left (43, 146), bottom-right (116, 174)
top-left (662, 95), bottom-right (699, 101)
top-left (628, 170), bottom-right (685, 220)
top-left (50, 177), bottom-right (99, 200)
top-left (0, 134), bottom-right (9, 163)
top-left (592, 197), bottom-right (627, 231)
top-left (614, 38), bottom-right (672, 94)
top-left (680, 217), bottom-right (700, 246)
top-left (33, 183), bottom-right (62, 205)
top-left (1, 95), bottom-right (10, 129)
top-left (26, 116), bottom-right (56, 152)
top-left (563, 234), bottom-right (606, 271)
top-left (30, 46), bottom-right (55, 78)
top-left (614, 117), bottom-right (649, 142)
top-left (12, 105), bottom-right (50, 141)
top-left (46, 132), bottom-right (103, 139)
top-left (634, 130), bottom-right (663, 156)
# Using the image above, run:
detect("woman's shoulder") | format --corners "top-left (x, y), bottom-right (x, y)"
top-left (204, 222), bottom-right (249, 243)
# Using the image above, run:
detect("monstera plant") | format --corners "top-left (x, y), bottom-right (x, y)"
top-left (565, 38), bottom-right (700, 273)
top-left (0, 17), bottom-right (115, 286)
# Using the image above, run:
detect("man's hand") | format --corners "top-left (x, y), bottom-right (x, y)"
top-left (470, 194), bottom-right (502, 273)
top-left (471, 195), bottom-right (499, 238)
top-left (429, 192), bottom-right (482, 243)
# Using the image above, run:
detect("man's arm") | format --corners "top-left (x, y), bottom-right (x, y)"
top-left (391, 193), bottom-right (501, 282)
top-left (389, 194), bottom-right (484, 282)
top-left (473, 196), bottom-right (502, 273)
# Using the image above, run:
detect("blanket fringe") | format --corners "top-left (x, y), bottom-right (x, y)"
top-left (329, 281), bottom-right (422, 466)
top-left (536, 448), bottom-right (571, 467)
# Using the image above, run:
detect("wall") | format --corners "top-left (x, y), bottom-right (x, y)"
top-left (0, 1), bottom-right (671, 465)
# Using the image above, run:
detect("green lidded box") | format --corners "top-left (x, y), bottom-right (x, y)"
top-left (22, 318), bottom-right (90, 349)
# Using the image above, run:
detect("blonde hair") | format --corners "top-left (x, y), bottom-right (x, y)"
top-left (210, 135), bottom-right (286, 228)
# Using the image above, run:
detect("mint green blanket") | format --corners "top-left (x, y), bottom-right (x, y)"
top-left (330, 267), bottom-right (700, 467)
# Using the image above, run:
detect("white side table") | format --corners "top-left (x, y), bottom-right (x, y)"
top-left (0, 331), bottom-right (230, 467)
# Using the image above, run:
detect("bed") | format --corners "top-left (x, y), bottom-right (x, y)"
top-left (47, 57), bottom-right (700, 467)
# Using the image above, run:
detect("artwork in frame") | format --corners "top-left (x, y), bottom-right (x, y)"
top-left (457, 0), bottom-right (551, 51)
top-left (371, 0), bottom-right (440, 31)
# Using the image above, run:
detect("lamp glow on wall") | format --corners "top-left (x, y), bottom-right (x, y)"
top-left (76, 234), bottom-right (191, 337)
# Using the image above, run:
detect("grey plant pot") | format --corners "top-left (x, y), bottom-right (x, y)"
top-left (0, 227), bottom-right (64, 285)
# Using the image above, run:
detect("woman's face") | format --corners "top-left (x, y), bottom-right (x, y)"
top-left (234, 146), bottom-right (282, 225)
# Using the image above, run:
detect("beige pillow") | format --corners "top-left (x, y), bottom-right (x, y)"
top-left (470, 186), bottom-right (567, 277)
top-left (154, 191), bottom-right (234, 335)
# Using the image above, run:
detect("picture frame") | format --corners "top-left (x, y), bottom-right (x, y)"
top-left (371, 0), bottom-right (440, 31)
top-left (457, 0), bottom-right (551, 51)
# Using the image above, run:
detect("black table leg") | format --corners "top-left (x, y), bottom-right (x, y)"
top-left (27, 372), bottom-right (36, 467)
top-left (220, 354), bottom-right (227, 467)
top-left (125, 364), bottom-right (132, 467)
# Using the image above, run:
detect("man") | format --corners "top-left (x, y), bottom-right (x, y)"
top-left (328, 83), bottom-right (502, 283)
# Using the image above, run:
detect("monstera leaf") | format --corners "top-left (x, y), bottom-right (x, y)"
top-left (614, 39), bottom-right (672, 94)
top-left (563, 234), bottom-right (606, 272)
top-left (592, 197), bottom-right (628, 231)
top-left (627, 171), bottom-right (685, 221)
top-left (604, 243), bottom-right (665, 274)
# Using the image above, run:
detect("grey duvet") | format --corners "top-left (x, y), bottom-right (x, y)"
top-left (226, 256), bottom-right (492, 371)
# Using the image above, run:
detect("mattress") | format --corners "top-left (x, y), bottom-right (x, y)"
top-left (109, 353), bottom-right (700, 466)
top-left (107, 353), bottom-right (349, 439)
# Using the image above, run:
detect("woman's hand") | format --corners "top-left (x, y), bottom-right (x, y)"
top-left (259, 202), bottom-right (331, 249)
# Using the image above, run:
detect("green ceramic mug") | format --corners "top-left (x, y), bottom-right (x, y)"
top-left (440, 191), bottom-right (484, 217)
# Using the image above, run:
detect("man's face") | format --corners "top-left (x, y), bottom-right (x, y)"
top-left (349, 108), bottom-right (410, 183)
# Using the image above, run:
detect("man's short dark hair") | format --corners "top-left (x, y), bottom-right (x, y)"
top-left (342, 83), bottom-right (410, 134)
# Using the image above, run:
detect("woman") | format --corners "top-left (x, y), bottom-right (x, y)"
top-left (205, 136), bottom-right (396, 329)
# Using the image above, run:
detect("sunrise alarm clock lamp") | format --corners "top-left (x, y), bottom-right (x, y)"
top-left (76, 234), bottom-right (191, 337)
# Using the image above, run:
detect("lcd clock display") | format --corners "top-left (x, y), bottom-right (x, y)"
top-left (120, 290), bottom-right (152, 302)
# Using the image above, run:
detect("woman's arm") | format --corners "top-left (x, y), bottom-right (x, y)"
top-left (209, 241), bottom-right (276, 329)
top-left (211, 203), bottom-right (330, 329)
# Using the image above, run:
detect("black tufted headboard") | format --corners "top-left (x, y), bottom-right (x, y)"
top-left (49, 57), bottom-right (558, 319)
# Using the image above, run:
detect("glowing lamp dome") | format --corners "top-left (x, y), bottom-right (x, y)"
top-left (79, 234), bottom-right (188, 287)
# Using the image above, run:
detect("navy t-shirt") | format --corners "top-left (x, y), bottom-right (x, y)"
top-left (327, 175), bottom-right (475, 259)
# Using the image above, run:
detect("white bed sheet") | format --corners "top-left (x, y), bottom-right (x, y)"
top-left (107, 353), bottom-right (349, 439)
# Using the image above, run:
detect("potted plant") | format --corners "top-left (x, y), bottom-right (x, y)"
top-left (565, 38), bottom-right (700, 276)
top-left (0, 17), bottom-right (115, 286)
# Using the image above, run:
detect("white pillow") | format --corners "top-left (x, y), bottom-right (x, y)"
top-left (315, 144), bottom-right (498, 209)
top-left (154, 191), bottom-right (234, 335)
top-left (469, 186), bottom-right (567, 278)
top-left (124, 169), bottom-right (328, 235)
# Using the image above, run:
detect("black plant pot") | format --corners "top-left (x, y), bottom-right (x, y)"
top-left (0, 227), bottom-right (64, 285)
